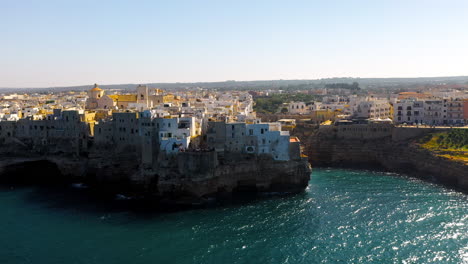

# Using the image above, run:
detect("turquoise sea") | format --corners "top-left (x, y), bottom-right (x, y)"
top-left (0, 169), bottom-right (467, 264)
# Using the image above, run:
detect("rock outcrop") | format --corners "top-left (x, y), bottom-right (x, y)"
top-left (0, 147), bottom-right (311, 204)
top-left (300, 125), bottom-right (468, 192)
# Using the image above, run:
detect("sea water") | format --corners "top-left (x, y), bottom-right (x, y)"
top-left (0, 169), bottom-right (466, 264)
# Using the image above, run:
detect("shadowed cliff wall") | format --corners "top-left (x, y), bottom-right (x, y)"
top-left (299, 124), bottom-right (467, 192)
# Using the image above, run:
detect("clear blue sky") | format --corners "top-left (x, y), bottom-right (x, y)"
top-left (1, 0), bottom-right (468, 88)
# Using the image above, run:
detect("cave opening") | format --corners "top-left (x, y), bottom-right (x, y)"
top-left (1, 160), bottom-right (64, 185)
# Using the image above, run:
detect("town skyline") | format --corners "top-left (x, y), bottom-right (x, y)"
top-left (0, 1), bottom-right (467, 262)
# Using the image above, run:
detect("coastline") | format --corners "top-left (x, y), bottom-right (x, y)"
top-left (0, 151), bottom-right (311, 206)
top-left (297, 125), bottom-right (468, 193)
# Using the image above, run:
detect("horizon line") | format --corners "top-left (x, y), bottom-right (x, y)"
top-left (2, 75), bottom-right (468, 90)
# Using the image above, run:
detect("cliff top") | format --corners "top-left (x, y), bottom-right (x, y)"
top-left (417, 129), bottom-right (468, 165)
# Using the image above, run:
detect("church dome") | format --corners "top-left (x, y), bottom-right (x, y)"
top-left (90, 83), bottom-right (103, 92)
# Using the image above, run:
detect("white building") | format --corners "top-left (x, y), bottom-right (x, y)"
top-left (246, 123), bottom-right (290, 160)
top-left (207, 121), bottom-right (291, 161)
top-left (394, 100), bottom-right (424, 124)
top-left (353, 98), bottom-right (391, 119)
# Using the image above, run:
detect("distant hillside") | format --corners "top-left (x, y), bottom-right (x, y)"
top-left (1, 76), bottom-right (468, 93)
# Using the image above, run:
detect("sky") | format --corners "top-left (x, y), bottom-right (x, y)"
top-left (1, 0), bottom-right (468, 88)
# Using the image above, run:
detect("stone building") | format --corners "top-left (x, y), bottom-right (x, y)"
top-left (447, 98), bottom-right (464, 124)
top-left (86, 84), bottom-right (105, 109)
top-left (394, 100), bottom-right (424, 124)
top-left (0, 110), bottom-right (92, 154)
top-left (464, 99), bottom-right (468, 124)
top-left (423, 100), bottom-right (447, 125)
top-left (288, 102), bottom-right (308, 114)
top-left (206, 121), bottom-right (292, 161)
top-left (86, 84), bottom-right (170, 111)
top-left (94, 112), bottom-right (140, 147)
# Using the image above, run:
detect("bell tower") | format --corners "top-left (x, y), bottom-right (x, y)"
top-left (136, 84), bottom-right (149, 107)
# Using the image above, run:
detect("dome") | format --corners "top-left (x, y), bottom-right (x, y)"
top-left (90, 83), bottom-right (103, 92)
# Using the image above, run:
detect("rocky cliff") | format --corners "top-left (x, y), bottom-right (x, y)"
top-left (298, 125), bottom-right (468, 192)
top-left (0, 145), bottom-right (311, 205)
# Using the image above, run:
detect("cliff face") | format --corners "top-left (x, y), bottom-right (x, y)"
top-left (0, 147), bottom-right (311, 204)
top-left (301, 126), bottom-right (468, 192)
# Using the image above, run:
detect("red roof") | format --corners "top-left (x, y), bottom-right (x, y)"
top-left (290, 137), bottom-right (300, 142)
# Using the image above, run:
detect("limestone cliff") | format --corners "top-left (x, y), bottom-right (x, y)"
top-left (0, 144), bottom-right (311, 204)
top-left (297, 125), bottom-right (468, 192)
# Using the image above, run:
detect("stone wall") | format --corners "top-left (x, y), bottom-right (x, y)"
top-left (391, 127), bottom-right (449, 141)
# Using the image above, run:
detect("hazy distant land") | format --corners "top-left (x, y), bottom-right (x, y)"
top-left (2, 76), bottom-right (468, 93)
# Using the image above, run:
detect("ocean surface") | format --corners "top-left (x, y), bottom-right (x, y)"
top-left (0, 169), bottom-right (467, 264)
